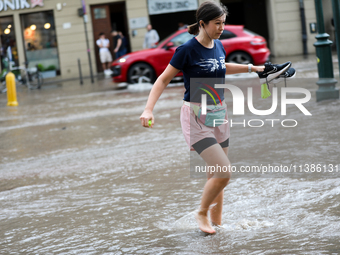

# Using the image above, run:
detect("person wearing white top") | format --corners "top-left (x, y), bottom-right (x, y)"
top-left (96, 33), bottom-right (113, 75)
top-left (143, 24), bottom-right (160, 49)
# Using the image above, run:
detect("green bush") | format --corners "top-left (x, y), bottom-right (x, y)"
top-left (12, 70), bottom-right (20, 76)
top-left (37, 64), bottom-right (45, 72)
top-left (36, 64), bottom-right (56, 72)
top-left (45, 65), bottom-right (56, 71)
top-left (0, 68), bottom-right (7, 78)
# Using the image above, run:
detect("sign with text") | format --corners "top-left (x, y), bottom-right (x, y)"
top-left (148, 0), bottom-right (198, 15)
top-left (0, 0), bottom-right (44, 12)
top-left (129, 17), bottom-right (149, 29)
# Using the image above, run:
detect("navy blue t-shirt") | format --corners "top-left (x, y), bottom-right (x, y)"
top-left (170, 37), bottom-right (226, 104)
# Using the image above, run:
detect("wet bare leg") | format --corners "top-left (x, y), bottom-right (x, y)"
top-left (195, 207), bottom-right (214, 234)
top-left (195, 144), bottom-right (231, 234)
top-left (209, 147), bottom-right (229, 226)
top-left (209, 190), bottom-right (224, 226)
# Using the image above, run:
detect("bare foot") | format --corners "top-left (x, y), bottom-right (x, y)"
top-left (211, 222), bottom-right (221, 227)
top-left (195, 211), bottom-right (216, 234)
top-left (211, 222), bottom-right (225, 230)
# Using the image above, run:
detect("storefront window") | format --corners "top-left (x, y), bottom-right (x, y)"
top-left (21, 11), bottom-right (60, 72)
top-left (0, 16), bottom-right (18, 71)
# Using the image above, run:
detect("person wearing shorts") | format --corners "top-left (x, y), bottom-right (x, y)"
top-left (96, 33), bottom-right (113, 75)
top-left (180, 101), bottom-right (230, 154)
top-left (140, 1), bottom-right (265, 234)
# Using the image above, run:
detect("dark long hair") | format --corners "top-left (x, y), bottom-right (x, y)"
top-left (188, 1), bottom-right (228, 35)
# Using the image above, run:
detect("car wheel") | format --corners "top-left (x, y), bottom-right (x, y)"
top-left (226, 51), bottom-right (253, 64)
top-left (127, 63), bottom-right (156, 84)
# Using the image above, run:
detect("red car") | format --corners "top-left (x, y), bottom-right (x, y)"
top-left (111, 25), bottom-right (270, 84)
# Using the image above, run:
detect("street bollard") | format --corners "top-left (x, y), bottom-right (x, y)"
top-left (78, 58), bottom-right (83, 85)
top-left (331, 0), bottom-right (340, 76)
top-left (314, 0), bottom-right (339, 102)
top-left (6, 72), bottom-right (18, 106)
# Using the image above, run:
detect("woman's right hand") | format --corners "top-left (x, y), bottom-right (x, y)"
top-left (140, 110), bottom-right (154, 128)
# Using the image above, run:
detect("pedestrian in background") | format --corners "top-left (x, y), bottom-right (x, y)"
top-left (96, 32), bottom-right (113, 76)
top-left (118, 31), bottom-right (128, 55)
top-left (111, 30), bottom-right (126, 59)
top-left (178, 22), bottom-right (188, 30)
top-left (143, 24), bottom-right (159, 49)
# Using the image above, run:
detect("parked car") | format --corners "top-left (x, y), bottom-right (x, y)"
top-left (111, 25), bottom-right (270, 84)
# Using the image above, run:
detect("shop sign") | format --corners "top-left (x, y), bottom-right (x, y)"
top-left (0, 0), bottom-right (44, 12)
top-left (148, 0), bottom-right (198, 15)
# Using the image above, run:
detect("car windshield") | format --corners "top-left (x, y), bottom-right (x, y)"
top-left (158, 31), bottom-right (194, 47)
top-left (243, 28), bottom-right (260, 36)
top-left (219, 30), bottom-right (237, 40)
top-left (170, 32), bottom-right (195, 46)
top-left (158, 32), bottom-right (176, 46)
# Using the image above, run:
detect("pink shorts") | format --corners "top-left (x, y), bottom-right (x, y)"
top-left (180, 101), bottom-right (230, 154)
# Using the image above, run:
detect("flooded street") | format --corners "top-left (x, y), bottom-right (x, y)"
top-left (1, 56), bottom-right (340, 254)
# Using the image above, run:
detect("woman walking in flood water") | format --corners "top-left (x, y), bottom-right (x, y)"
top-left (140, 1), bottom-right (290, 234)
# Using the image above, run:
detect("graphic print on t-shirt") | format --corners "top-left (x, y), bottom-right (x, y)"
top-left (169, 38), bottom-right (227, 103)
top-left (219, 57), bottom-right (226, 69)
top-left (196, 57), bottom-right (226, 73)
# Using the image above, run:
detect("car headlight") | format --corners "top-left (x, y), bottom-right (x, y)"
top-left (119, 55), bottom-right (130, 63)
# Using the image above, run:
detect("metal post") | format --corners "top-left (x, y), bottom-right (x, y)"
top-left (78, 58), bottom-right (83, 85)
top-left (81, 0), bottom-right (94, 84)
top-left (6, 72), bottom-right (18, 106)
top-left (331, 0), bottom-right (340, 76)
top-left (299, 0), bottom-right (308, 56)
top-left (313, 0), bottom-right (339, 101)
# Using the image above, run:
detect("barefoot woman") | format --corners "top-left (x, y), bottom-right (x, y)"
top-left (140, 1), bottom-right (265, 234)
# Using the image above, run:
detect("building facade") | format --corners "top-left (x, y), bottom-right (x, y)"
top-left (0, 0), bottom-right (334, 79)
